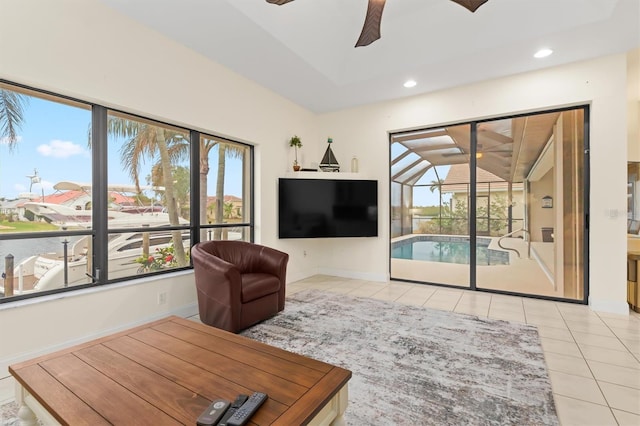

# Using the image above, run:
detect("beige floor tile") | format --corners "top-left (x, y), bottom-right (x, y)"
top-left (369, 285), bottom-right (412, 301)
top-left (0, 376), bottom-right (15, 404)
top-left (579, 343), bottom-right (640, 369)
top-left (564, 320), bottom-right (614, 337)
top-left (325, 286), bottom-right (356, 295)
top-left (541, 337), bottom-right (583, 358)
top-left (453, 305), bottom-right (489, 317)
top-left (619, 337), bottom-right (640, 355)
top-left (286, 286), bottom-right (306, 295)
top-left (423, 299), bottom-right (457, 311)
top-left (455, 298), bottom-right (491, 308)
top-left (489, 300), bottom-right (525, 313)
top-left (548, 371), bottom-right (607, 405)
top-left (487, 309), bottom-right (526, 323)
top-left (429, 289), bottom-right (463, 300)
top-left (553, 395), bottom-right (617, 426)
top-left (587, 360), bottom-right (640, 389)
top-left (536, 325), bottom-right (574, 342)
top-left (600, 316), bottom-right (640, 329)
top-left (612, 409), bottom-right (640, 426)
top-left (458, 292), bottom-right (492, 304)
top-left (524, 307), bottom-right (564, 320)
top-left (610, 326), bottom-right (640, 340)
top-left (598, 310), bottom-right (640, 320)
top-left (395, 296), bottom-right (430, 306)
top-left (348, 286), bottom-right (387, 298)
top-left (395, 289), bottom-right (436, 306)
top-left (570, 331), bottom-right (629, 352)
top-left (560, 310), bottom-right (604, 323)
top-left (599, 382), bottom-right (640, 414)
top-left (526, 313), bottom-right (570, 328)
top-left (338, 279), bottom-right (371, 289)
top-left (544, 352), bottom-right (593, 378)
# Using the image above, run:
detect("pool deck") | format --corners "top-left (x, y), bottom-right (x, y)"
top-left (391, 234), bottom-right (561, 298)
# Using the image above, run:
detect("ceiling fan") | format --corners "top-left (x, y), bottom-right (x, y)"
top-left (266, 0), bottom-right (489, 47)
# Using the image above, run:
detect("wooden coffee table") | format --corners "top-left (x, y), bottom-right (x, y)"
top-left (9, 316), bottom-right (351, 425)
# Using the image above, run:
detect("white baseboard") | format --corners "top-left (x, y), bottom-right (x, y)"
top-left (0, 302), bottom-right (198, 379)
top-left (588, 298), bottom-right (630, 315)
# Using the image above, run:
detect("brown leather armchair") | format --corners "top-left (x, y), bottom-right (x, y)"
top-left (192, 240), bottom-right (289, 333)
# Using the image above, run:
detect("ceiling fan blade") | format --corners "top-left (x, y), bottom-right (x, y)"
top-left (266, 0), bottom-right (295, 5)
top-left (356, 0), bottom-right (386, 47)
top-left (450, 0), bottom-right (489, 13)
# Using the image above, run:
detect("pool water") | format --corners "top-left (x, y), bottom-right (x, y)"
top-left (391, 237), bottom-right (509, 265)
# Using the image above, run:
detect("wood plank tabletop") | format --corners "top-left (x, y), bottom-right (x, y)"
top-left (9, 316), bottom-right (352, 425)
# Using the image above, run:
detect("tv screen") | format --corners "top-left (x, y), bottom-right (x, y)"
top-left (278, 178), bottom-right (378, 239)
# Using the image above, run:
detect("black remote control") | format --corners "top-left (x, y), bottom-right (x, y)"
top-left (225, 392), bottom-right (268, 426)
top-left (197, 399), bottom-right (231, 426)
top-left (217, 394), bottom-right (249, 426)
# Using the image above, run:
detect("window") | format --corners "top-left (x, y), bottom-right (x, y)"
top-left (106, 110), bottom-right (191, 278)
top-left (0, 81), bottom-right (254, 302)
top-left (199, 135), bottom-right (252, 242)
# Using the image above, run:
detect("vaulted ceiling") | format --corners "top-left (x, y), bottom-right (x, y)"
top-left (98, 0), bottom-right (639, 113)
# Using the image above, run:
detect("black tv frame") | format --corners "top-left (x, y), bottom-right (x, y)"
top-left (278, 178), bottom-right (378, 239)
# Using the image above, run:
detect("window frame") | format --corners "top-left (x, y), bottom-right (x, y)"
top-left (0, 79), bottom-right (254, 303)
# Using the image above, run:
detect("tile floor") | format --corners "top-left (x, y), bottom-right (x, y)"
top-left (1, 275), bottom-right (639, 425)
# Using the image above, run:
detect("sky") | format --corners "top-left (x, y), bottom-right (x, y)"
top-left (391, 142), bottom-right (451, 207)
top-left (0, 93), bottom-right (244, 201)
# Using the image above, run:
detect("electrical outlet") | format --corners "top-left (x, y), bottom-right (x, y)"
top-left (303, 250), bottom-right (307, 257)
top-left (157, 292), bottom-right (167, 305)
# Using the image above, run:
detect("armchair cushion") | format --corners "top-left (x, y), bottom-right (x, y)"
top-left (242, 273), bottom-right (280, 303)
top-left (192, 240), bottom-right (289, 333)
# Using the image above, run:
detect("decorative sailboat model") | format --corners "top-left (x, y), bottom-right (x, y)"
top-left (319, 138), bottom-right (340, 172)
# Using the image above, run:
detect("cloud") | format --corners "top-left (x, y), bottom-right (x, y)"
top-left (37, 140), bottom-right (85, 158)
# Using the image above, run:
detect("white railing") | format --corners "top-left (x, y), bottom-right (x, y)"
top-left (498, 228), bottom-right (530, 259)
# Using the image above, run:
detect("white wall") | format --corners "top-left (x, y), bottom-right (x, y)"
top-left (316, 53), bottom-right (630, 314)
top-left (0, 0), bottom-right (634, 376)
top-left (0, 0), bottom-right (319, 374)
top-left (628, 49), bottom-right (640, 162)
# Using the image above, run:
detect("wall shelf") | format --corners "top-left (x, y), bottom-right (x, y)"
top-left (283, 171), bottom-right (366, 180)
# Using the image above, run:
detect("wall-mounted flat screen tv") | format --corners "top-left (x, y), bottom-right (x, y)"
top-left (278, 178), bottom-right (378, 239)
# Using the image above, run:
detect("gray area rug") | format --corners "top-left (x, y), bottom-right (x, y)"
top-left (241, 289), bottom-right (558, 425)
top-left (0, 401), bottom-right (19, 426)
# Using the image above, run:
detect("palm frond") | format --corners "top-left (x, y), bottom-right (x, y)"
top-left (0, 88), bottom-right (28, 150)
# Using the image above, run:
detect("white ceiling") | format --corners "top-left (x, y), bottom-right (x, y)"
top-left (99, 0), bottom-right (640, 113)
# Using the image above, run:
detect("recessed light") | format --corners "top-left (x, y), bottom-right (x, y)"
top-left (534, 48), bottom-right (553, 59)
top-left (403, 80), bottom-right (417, 88)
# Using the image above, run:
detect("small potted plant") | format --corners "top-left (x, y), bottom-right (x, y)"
top-left (289, 135), bottom-right (302, 171)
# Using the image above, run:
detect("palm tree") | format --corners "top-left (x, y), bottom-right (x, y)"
top-left (199, 137), bottom-right (243, 241)
top-left (430, 178), bottom-right (444, 234)
top-left (0, 88), bottom-right (28, 150)
top-left (111, 118), bottom-right (189, 266)
top-left (223, 201), bottom-right (235, 220)
top-left (209, 141), bottom-right (244, 240)
top-left (429, 178), bottom-right (444, 194)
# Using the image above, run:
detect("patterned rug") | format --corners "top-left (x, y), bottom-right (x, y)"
top-left (241, 289), bottom-right (558, 425)
top-left (0, 401), bottom-right (19, 426)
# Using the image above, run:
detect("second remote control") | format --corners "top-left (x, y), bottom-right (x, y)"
top-left (217, 394), bottom-right (249, 426)
top-left (225, 392), bottom-right (268, 426)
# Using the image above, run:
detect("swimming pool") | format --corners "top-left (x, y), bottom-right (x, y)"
top-left (391, 236), bottom-right (510, 265)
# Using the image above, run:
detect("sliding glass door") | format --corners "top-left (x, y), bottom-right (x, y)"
top-left (390, 106), bottom-right (588, 302)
